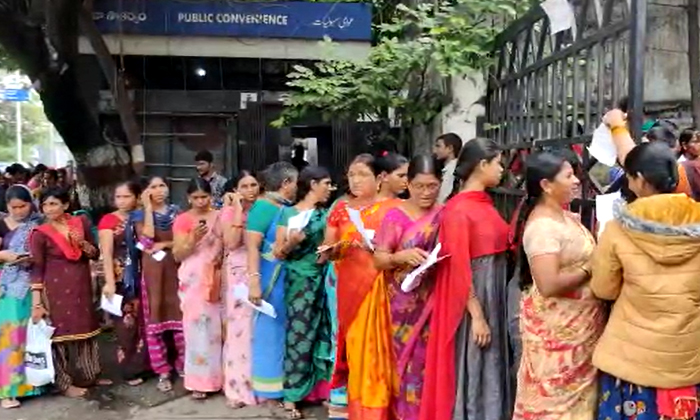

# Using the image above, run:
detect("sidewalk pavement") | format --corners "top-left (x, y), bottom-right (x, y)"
top-left (0, 383), bottom-right (327, 420)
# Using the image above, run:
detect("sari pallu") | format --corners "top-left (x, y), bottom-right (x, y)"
top-left (419, 192), bottom-right (509, 420)
top-left (250, 205), bottom-right (287, 399)
top-left (329, 198), bottom-right (401, 420)
top-left (374, 206), bottom-right (441, 420)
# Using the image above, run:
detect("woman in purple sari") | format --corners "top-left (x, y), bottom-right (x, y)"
top-left (374, 155), bottom-right (442, 420)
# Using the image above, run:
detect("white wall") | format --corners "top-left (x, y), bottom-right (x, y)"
top-left (434, 73), bottom-right (486, 145)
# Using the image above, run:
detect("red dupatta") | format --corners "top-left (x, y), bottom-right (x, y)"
top-left (34, 214), bottom-right (85, 261)
top-left (419, 191), bottom-right (509, 420)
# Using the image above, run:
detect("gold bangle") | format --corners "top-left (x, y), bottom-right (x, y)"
top-left (611, 125), bottom-right (628, 136)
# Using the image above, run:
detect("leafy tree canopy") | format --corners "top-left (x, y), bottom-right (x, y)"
top-left (273, 0), bottom-right (528, 129)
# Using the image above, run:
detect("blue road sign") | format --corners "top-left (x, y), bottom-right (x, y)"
top-left (1, 89), bottom-right (30, 102)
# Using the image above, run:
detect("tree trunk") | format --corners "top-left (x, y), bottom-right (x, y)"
top-left (0, 2), bottom-right (133, 212)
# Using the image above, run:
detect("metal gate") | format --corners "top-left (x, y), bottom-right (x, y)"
top-left (486, 0), bottom-right (647, 225)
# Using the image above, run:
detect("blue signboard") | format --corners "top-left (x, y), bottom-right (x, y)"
top-left (92, 0), bottom-right (372, 42)
top-left (0, 89), bottom-right (29, 102)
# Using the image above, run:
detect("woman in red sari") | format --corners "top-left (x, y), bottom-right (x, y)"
top-left (420, 138), bottom-right (510, 420)
top-left (321, 152), bottom-right (405, 420)
top-left (30, 187), bottom-right (106, 398)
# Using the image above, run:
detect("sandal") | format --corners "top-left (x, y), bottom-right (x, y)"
top-left (157, 376), bottom-right (173, 393)
top-left (191, 391), bottom-right (207, 400)
top-left (1, 399), bottom-right (20, 409)
top-left (126, 378), bottom-right (144, 387)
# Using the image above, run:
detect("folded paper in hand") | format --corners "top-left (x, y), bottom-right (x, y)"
top-left (401, 243), bottom-right (447, 293)
top-left (100, 293), bottom-right (124, 317)
top-left (287, 210), bottom-right (314, 237)
top-left (347, 207), bottom-right (375, 250)
top-left (152, 250), bottom-right (167, 262)
top-left (233, 284), bottom-right (277, 318)
top-left (588, 123), bottom-right (617, 167)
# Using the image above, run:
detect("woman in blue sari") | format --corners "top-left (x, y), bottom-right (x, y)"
top-left (246, 162), bottom-right (298, 403)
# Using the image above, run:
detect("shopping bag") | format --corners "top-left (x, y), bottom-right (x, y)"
top-left (24, 320), bottom-right (56, 386)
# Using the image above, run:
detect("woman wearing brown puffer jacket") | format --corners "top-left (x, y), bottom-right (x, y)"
top-left (592, 141), bottom-right (700, 420)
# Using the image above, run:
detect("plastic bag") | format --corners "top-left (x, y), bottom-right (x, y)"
top-left (24, 320), bottom-right (56, 387)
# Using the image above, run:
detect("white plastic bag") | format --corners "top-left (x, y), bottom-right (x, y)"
top-left (24, 320), bottom-right (56, 387)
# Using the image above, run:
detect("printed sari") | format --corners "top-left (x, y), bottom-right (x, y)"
top-left (513, 214), bottom-right (605, 420)
top-left (247, 198), bottom-right (287, 399)
top-left (0, 213), bottom-right (43, 400)
top-left (174, 210), bottom-right (224, 393)
top-left (374, 206), bottom-right (441, 420)
top-left (221, 205), bottom-right (257, 406)
top-left (329, 198), bottom-right (401, 420)
top-left (277, 207), bottom-right (332, 403)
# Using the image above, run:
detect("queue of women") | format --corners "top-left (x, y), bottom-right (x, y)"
top-left (2, 107), bottom-right (700, 420)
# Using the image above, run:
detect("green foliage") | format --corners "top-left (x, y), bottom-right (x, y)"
top-left (273, 0), bottom-right (528, 129)
top-left (0, 91), bottom-right (52, 162)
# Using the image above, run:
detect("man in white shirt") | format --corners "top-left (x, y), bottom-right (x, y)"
top-left (433, 133), bottom-right (463, 203)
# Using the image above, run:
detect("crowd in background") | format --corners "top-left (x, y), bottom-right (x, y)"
top-left (0, 106), bottom-right (700, 420)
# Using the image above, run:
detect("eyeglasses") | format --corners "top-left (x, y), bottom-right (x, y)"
top-left (410, 182), bottom-right (440, 192)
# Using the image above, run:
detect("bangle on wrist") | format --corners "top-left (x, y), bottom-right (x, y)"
top-left (611, 125), bottom-right (628, 135)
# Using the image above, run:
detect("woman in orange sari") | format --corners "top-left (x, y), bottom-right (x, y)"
top-left (321, 152), bottom-right (406, 420)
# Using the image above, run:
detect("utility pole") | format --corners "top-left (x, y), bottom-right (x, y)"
top-left (688, 0), bottom-right (700, 126)
top-left (15, 99), bottom-right (21, 163)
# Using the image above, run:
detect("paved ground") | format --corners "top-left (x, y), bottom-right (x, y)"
top-left (0, 332), bottom-right (327, 420)
top-left (0, 384), bottom-right (327, 420)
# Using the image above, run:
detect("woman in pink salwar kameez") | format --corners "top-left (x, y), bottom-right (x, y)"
top-left (220, 171), bottom-right (260, 407)
top-left (172, 178), bottom-right (224, 400)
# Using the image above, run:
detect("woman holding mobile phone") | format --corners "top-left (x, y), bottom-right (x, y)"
top-left (130, 176), bottom-right (182, 393)
top-left (0, 185), bottom-right (43, 409)
top-left (221, 171), bottom-right (260, 408)
top-left (173, 178), bottom-right (224, 400)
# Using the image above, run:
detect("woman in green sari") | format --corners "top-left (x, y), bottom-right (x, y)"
top-left (273, 166), bottom-right (334, 419)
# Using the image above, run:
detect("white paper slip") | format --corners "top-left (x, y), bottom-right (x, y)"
top-left (588, 123), bottom-right (618, 167)
top-left (595, 191), bottom-right (621, 239)
top-left (287, 209), bottom-right (314, 237)
top-left (540, 0), bottom-right (576, 36)
top-left (135, 242), bottom-right (145, 251)
top-left (100, 294), bottom-right (124, 317)
top-left (347, 207), bottom-right (375, 250)
top-left (401, 243), bottom-right (447, 293)
top-left (152, 250), bottom-right (167, 261)
top-left (232, 284), bottom-right (277, 318)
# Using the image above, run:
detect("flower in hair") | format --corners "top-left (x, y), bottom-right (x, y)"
top-left (382, 151), bottom-right (389, 157)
